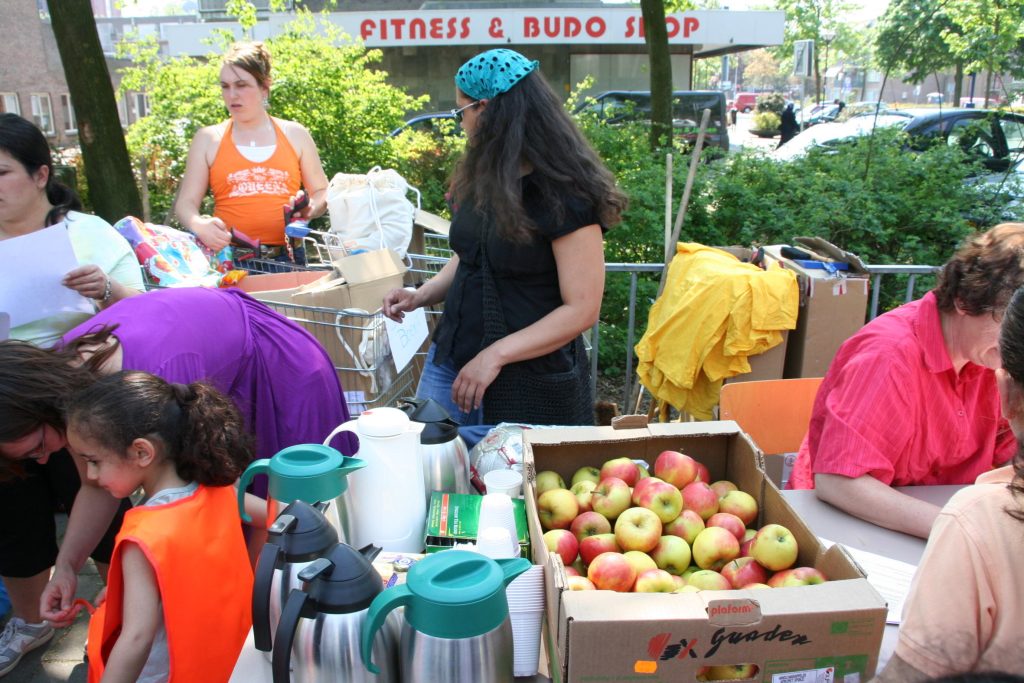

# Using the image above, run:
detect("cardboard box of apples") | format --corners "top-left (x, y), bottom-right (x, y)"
top-left (524, 421), bottom-right (886, 683)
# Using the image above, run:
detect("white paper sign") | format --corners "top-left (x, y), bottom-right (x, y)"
top-left (771, 666), bottom-right (834, 683)
top-left (819, 537), bottom-right (916, 625)
top-left (0, 312), bottom-right (9, 341)
top-left (383, 293), bottom-right (429, 373)
top-left (0, 224), bottom-right (92, 326)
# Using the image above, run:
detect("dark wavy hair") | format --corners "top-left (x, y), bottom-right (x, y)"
top-left (0, 113), bottom-right (82, 226)
top-left (997, 286), bottom-right (1024, 522)
top-left (934, 223), bottom-right (1024, 315)
top-left (65, 371), bottom-right (253, 487)
top-left (449, 70), bottom-right (627, 243)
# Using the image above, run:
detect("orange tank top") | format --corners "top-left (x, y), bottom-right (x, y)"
top-left (87, 485), bottom-right (253, 683)
top-left (208, 118), bottom-right (302, 245)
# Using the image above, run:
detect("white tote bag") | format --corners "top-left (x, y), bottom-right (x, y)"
top-left (326, 166), bottom-right (421, 259)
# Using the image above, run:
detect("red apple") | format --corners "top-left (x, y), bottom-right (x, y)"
top-left (709, 480), bottom-right (738, 499)
top-left (706, 512), bottom-right (746, 541)
top-left (681, 481), bottom-right (720, 520)
top-left (570, 466), bottom-right (602, 487)
top-left (718, 490), bottom-right (758, 526)
top-left (739, 528), bottom-right (757, 557)
top-left (694, 461), bottom-right (711, 483)
top-left (686, 569), bottom-right (732, 591)
top-left (767, 566), bottom-right (827, 588)
top-left (537, 488), bottom-right (580, 530)
top-left (570, 510), bottom-right (612, 543)
top-left (630, 476), bottom-right (665, 505)
top-left (691, 526), bottom-right (740, 571)
top-left (587, 552), bottom-right (636, 592)
top-left (633, 568), bottom-right (677, 593)
top-left (566, 575), bottom-right (596, 591)
top-left (564, 565), bottom-right (581, 578)
top-left (750, 524), bottom-right (799, 571)
top-left (614, 507), bottom-right (663, 553)
top-left (543, 528), bottom-right (579, 566)
top-left (635, 480), bottom-right (684, 523)
top-left (591, 477), bottom-right (632, 521)
top-left (671, 574), bottom-right (687, 590)
top-left (579, 533), bottom-right (620, 566)
top-left (600, 457), bottom-right (640, 487)
top-left (535, 470), bottom-right (566, 495)
top-left (720, 556), bottom-right (769, 589)
top-left (653, 450), bottom-right (699, 489)
top-left (570, 480), bottom-right (598, 513)
top-left (622, 550), bottom-right (658, 576)
top-left (664, 509), bottom-right (706, 545)
top-left (650, 535), bottom-right (692, 575)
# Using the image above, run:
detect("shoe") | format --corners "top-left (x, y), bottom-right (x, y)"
top-left (0, 617), bottom-right (55, 677)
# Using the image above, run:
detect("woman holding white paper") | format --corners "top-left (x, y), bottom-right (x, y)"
top-left (0, 114), bottom-right (143, 348)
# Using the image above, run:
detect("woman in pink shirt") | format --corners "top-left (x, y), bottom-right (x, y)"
top-left (874, 285), bottom-right (1024, 680)
top-left (790, 224), bottom-right (1022, 538)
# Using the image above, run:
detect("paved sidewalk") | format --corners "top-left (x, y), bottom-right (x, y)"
top-left (2, 514), bottom-right (97, 683)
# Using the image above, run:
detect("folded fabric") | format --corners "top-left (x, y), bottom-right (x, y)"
top-left (635, 243), bottom-right (799, 419)
top-left (113, 217), bottom-right (246, 288)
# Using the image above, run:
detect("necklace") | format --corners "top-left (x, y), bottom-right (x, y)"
top-left (234, 116), bottom-right (273, 147)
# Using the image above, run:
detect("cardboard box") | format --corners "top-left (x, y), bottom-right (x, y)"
top-left (292, 248), bottom-right (407, 314)
top-left (724, 331), bottom-right (788, 384)
top-left (235, 270), bottom-right (326, 303)
top-left (425, 492), bottom-right (530, 555)
top-left (761, 242), bottom-right (869, 379)
top-left (524, 421), bottom-right (886, 683)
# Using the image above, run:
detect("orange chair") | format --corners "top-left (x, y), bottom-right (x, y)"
top-left (719, 378), bottom-right (824, 487)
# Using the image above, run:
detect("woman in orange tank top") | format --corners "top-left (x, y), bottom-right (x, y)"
top-left (175, 41), bottom-right (328, 251)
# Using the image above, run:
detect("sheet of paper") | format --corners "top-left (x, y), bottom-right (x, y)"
top-left (383, 292), bottom-right (429, 373)
top-left (820, 537), bottom-right (917, 625)
top-left (0, 224), bottom-right (92, 327)
top-left (0, 312), bottom-right (9, 341)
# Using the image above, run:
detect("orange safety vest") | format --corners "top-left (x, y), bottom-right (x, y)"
top-left (87, 485), bottom-right (253, 683)
top-left (209, 118), bottom-right (302, 246)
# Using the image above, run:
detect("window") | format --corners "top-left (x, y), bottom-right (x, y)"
top-left (999, 116), bottom-right (1024, 154)
top-left (1, 93), bottom-right (19, 115)
top-left (60, 94), bottom-right (77, 133)
top-left (30, 94), bottom-right (54, 135)
top-left (133, 92), bottom-right (149, 121)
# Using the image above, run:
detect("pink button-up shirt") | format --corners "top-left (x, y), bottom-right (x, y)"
top-left (789, 292), bottom-right (1015, 489)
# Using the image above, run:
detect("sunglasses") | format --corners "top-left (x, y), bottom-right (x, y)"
top-left (450, 100), bottom-right (480, 123)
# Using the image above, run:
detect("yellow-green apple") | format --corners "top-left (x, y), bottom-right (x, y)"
top-left (566, 575), bottom-right (596, 591)
top-left (719, 556), bottom-right (769, 589)
top-left (703, 664), bottom-right (758, 681)
top-left (614, 507), bottom-right (663, 553)
top-left (674, 584), bottom-right (702, 594)
top-left (570, 466), bottom-right (602, 487)
top-left (537, 488), bottom-right (580, 530)
top-left (709, 480), bottom-right (738, 499)
top-left (591, 477), bottom-right (632, 520)
top-left (650, 535), bottom-right (692, 575)
top-left (686, 569), bottom-right (731, 591)
top-left (750, 524), bottom-right (798, 571)
top-left (706, 512), bottom-right (746, 541)
top-left (635, 480), bottom-right (684, 523)
top-left (681, 481), bottom-right (720, 520)
top-left (718, 490), bottom-right (758, 526)
top-left (664, 509), bottom-right (706, 545)
top-left (579, 533), bottom-right (620, 565)
top-left (742, 583), bottom-right (771, 590)
top-left (691, 526), bottom-right (740, 571)
top-left (587, 552), bottom-right (636, 592)
top-left (739, 528), bottom-right (757, 557)
top-left (694, 461), bottom-right (711, 483)
top-left (630, 476), bottom-right (666, 505)
top-left (570, 480), bottom-right (597, 513)
top-left (535, 470), bottom-right (566, 495)
top-left (767, 566), bottom-right (827, 588)
top-left (600, 457), bottom-right (640, 487)
top-left (637, 465), bottom-right (651, 479)
top-left (543, 529), bottom-right (579, 566)
top-left (671, 575), bottom-right (687, 590)
top-left (653, 450), bottom-right (699, 489)
top-left (570, 510), bottom-right (612, 543)
top-left (680, 565), bottom-right (700, 583)
top-left (633, 568), bottom-right (677, 593)
top-left (622, 550), bottom-right (658, 576)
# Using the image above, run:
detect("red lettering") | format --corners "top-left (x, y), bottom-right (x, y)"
top-left (359, 19), bottom-right (376, 40)
top-left (585, 16), bottom-right (605, 38)
top-left (409, 18), bottom-right (426, 40)
top-left (564, 17), bottom-right (581, 38)
top-left (460, 16), bottom-right (471, 38)
top-left (625, 16), bottom-right (639, 39)
top-left (446, 16), bottom-right (458, 38)
top-left (429, 17), bottom-right (443, 39)
top-left (666, 16), bottom-right (679, 38)
top-left (524, 16), bottom-right (539, 38)
top-left (388, 18), bottom-right (405, 40)
top-left (543, 17), bottom-right (558, 37)
top-left (684, 17), bottom-right (699, 37)
top-left (488, 17), bottom-right (504, 39)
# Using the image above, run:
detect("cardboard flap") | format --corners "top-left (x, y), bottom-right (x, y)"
top-left (333, 248), bottom-right (407, 285)
top-left (415, 209), bottom-right (451, 236)
top-left (611, 414), bottom-right (649, 430)
top-left (794, 236), bottom-right (868, 274)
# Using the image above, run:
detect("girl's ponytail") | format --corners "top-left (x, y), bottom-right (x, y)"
top-left (174, 381), bottom-right (253, 486)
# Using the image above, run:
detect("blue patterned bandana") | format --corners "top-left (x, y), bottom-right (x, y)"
top-left (455, 49), bottom-right (539, 100)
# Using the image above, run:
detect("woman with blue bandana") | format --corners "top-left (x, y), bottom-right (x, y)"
top-left (384, 49), bottom-right (627, 427)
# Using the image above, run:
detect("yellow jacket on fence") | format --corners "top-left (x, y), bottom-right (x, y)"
top-left (635, 243), bottom-right (799, 419)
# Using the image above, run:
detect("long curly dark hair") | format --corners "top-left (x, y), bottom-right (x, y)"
top-left (65, 371), bottom-right (253, 487)
top-left (997, 286), bottom-right (1024, 522)
top-left (449, 71), bottom-right (627, 243)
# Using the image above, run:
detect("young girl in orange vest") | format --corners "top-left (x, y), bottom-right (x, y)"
top-left (64, 371), bottom-right (254, 683)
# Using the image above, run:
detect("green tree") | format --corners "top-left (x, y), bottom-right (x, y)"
top-left (47, 0), bottom-right (142, 222)
top-left (773, 0), bottom-right (858, 104)
top-left (944, 0), bottom-right (1024, 105)
top-left (876, 0), bottom-right (966, 104)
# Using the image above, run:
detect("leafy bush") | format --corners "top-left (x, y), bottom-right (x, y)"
top-left (755, 93), bottom-right (786, 116)
top-left (752, 111), bottom-right (781, 133)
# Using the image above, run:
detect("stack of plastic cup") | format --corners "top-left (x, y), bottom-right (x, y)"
top-left (505, 564), bottom-right (546, 676)
top-left (484, 468), bottom-right (524, 498)
top-left (476, 493), bottom-right (520, 557)
top-left (474, 526), bottom-right (518, 559)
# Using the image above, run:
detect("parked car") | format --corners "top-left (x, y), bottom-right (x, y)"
top-left (576, 90), bottom-right (730, 151)
top-left (728, 92), bottom-right (760, 113)
top-left (387, 111), bottom-right (458, 138)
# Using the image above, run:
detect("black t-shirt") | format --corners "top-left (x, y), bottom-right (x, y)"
top-left (432, 174), bottom-right (601, 374)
